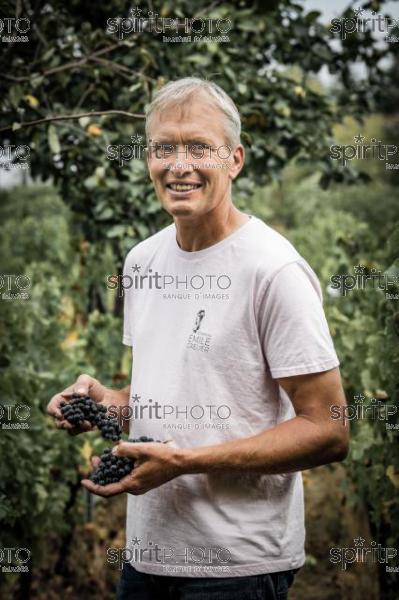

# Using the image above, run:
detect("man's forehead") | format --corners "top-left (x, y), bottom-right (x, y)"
top-left (149, 100), bottom-right (224, 131)
top-left (150, 127), bottom-right (215, 141)
top-left (151, 111), bottom-right (224, 140)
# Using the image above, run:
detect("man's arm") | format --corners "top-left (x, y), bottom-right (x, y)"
top-left (82, 367), bottom-right (350, 497)
top-left (179, 367), bottom-right (349, 475)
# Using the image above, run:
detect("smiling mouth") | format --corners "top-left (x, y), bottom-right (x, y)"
top-left (166, 183), bottom-right (202, 192)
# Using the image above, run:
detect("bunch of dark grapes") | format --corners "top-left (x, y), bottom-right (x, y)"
top-left (89, 448), bottom-right (133, 486)
top-left (60, 393), bottom-right (122, 441)
top-left (90, 437), bottom-right (159, 486)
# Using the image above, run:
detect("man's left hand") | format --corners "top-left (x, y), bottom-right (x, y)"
top-left (81, 440), bottom-right (185, 497)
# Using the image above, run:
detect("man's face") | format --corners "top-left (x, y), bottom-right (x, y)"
top-left (146, 97), bottom-right (244, 219)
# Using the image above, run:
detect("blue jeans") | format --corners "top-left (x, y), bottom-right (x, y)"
top-left (116, 563), bottom-right (299, 600)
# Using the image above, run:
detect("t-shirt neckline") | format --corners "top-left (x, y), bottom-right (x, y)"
top-left (171, 214), bottom-right (255, 260)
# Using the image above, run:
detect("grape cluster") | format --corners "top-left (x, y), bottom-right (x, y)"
top-left (89, 448), bottom-right (133, 486)
top-left (60, 393), bottom-right (122, 441)
top-left (89, 437), bottom-right (159, 486)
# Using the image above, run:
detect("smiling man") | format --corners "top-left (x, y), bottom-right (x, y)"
top-left (48, 77), bottom-right (349, 600)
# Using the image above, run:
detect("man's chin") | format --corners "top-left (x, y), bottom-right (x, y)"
top-left (168, 204), bottom-right (197, 218)
top-left (161, 196), bottom-right (202, 218)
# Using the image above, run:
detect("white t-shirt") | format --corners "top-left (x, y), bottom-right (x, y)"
top-left (122, 215), bottom-right (339, 578)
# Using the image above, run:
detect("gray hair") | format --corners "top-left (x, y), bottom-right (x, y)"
top-left (145, 77), bottom-right (241, 147)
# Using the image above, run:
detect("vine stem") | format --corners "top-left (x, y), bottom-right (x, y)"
top-left (0, 110), bottom-right (145, 133)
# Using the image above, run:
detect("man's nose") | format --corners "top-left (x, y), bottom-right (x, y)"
top-left (169, 146), bottom-right (195, 175)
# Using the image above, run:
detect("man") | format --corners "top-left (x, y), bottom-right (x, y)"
top-left (48, 77), bottom-right (349, 600)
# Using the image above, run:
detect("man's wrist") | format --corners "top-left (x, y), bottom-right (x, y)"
top-left (175, 447), bottom-right (206, 475)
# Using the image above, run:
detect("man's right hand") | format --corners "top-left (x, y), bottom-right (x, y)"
top-left (47, 373), bottom-right (107, 436)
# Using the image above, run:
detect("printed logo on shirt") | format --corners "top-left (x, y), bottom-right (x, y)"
top-left (193, 309), bottom-right (205, 332)
top-left (187, 309), bottom-right (212, 352)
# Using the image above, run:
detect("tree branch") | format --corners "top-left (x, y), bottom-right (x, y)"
top-left (0, 41), bottom-right (133, 82)
top-left (0, 110), bottom-right (145, 133)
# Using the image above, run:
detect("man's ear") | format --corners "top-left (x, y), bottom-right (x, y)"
top-left (230, 144), bottom-right (245, 181)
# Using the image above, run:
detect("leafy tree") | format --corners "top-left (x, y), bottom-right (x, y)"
top-left (0, 0), bottom-right (395, 282)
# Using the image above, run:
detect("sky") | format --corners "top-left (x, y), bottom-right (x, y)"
top-left (299, 0), bottom-right (399, 86)
top-left (301, 0), bottom-right (399, 20)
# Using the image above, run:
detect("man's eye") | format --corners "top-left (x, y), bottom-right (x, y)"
top-left (152, 143), bottom-right (176, 157)
top-left (162, 144), bottom-right (176, 153)
top-left (189, 143), bottom-right (210, 152)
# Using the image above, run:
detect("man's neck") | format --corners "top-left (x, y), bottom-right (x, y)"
top-left (174, 205), bottom-right (250, 252)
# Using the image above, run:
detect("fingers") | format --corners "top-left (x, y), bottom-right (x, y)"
top-left (112, 441), bottom-right (143, 459)
top-left (91, 456), bottom-right (101, 468)
top-left (48, 374), bottom-right (102, 422)
top-left (81, 474), bottom-right (146, 497)
top-left (81, 478), bottom-right (126, 498)
top-left (55, 418), bottom-right (70, 429)
top-left (73, 374), bottom-right (105, 403)
top-left (47, 394), bottom-right (64, 419)
top-left (73, 373), bottom-right (94, 397)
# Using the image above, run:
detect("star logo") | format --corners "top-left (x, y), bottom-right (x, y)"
top-left (354, 134), bottom-right (365, 144)
top-left (354, 393), bottom-right (365, 403)
top-left (129, 7), bottom-right (142, 18)
top-left (131, 394), bottom-right (141, 403)
top-left (132, 264), bottom-right (141, 273)
top-left (354, 264), bottom-right (365, 274)
top-left (354, 536), bottom-right (365, 547)
top-left (131, 134), bottom-right (143, 145)
top-left (353, 7), bottom-right (364, 17)
top-left (131, 536), bottom-right (141, 545)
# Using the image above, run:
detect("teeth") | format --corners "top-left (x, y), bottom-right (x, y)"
top-left (169, 183), bottom-right (200, 191)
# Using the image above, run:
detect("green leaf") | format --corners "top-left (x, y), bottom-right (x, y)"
top-left (386, 466), bottom-right (399, 489)
top-left (79, 116), bottom-right (90, 128)
top-left (48, 125), bottom-right (61, 154)
top-left (106, 225), bottom-right (126, 238)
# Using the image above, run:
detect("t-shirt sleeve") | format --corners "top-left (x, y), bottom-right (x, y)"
top-left (256, 259), bottom-right (339, 378)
